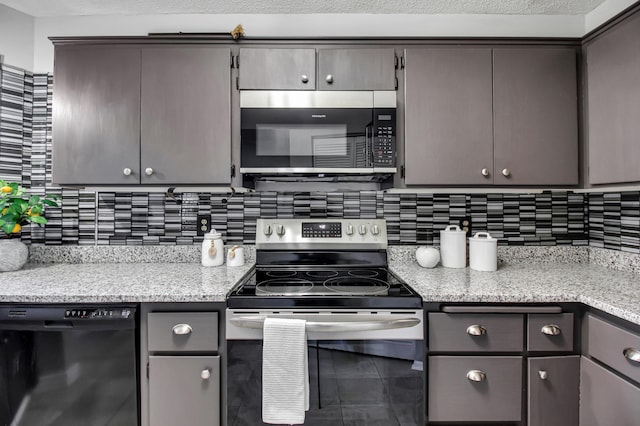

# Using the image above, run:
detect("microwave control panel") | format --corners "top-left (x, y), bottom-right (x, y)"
top-left (373, 108), bottom-right (396, 166)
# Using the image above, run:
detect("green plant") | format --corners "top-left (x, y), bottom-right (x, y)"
top-left (0, 180), bottom-right (60, 236)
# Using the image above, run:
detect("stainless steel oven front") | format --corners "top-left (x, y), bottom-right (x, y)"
top-left (226, 309), bottom-right (424, 426)
top-left (240, 91), bottom-right (397, 175)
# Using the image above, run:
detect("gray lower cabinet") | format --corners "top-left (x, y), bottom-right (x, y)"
top-left (52, 44), bottom-right (231, 185)
top-left (403, 46), bottom-right (578, 186)
top-left (149, 356), bottom-right (221, 426)
top-left (53, 45), bottom-right (141, 184)
top-left (580, 357), bottom-right (640, 426)
top-left (428, 356), bottom-right (523, 422)
top-left (585, 11), bottom-right (640, 185)
top-left (528, 356), bottom-right (580, 426)
top-left (238, 47), bottom-right (396, 90)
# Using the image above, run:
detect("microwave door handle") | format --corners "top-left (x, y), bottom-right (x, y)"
top-left (230, 316), bottom-right (420, 332)
top-left (365, 124), bottom-right (373, 167)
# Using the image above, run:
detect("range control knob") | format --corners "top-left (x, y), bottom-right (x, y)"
top-left (371, 224), bottom-right (380, 236)
top-left (358, 224), bottom-right (367, 236)
top-left (346, 224), bottom-right (354, 236)
top-left (264, 225), bottom-right (273, 236)
top-left (276, 224), bottom-right (286, 237)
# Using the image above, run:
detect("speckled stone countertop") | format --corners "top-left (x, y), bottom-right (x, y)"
top-left (389, 246), bottom-right (640, 325)
top-left (1, 245), bottom-right (639, 326)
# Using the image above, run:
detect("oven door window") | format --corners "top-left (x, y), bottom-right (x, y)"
top-left (241, 108), bottom-right (373, 169)
top-left (228, 339), bottom-right (424, 425)
top-left (0, 329), bottom-right (137, 426)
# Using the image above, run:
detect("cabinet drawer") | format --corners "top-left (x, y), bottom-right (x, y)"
top-left (148, 312), bottom-right (218, 352)
top-left (587, 314), bottom-right (640, 383)
top-left (428, 313), bottom-right (524, 352)
top-left (580, 356), bottom-right (640, 426)
top-left (527, 313), bottom-right (574, 352)
top-left (428, 356), bottom-right (522, 422)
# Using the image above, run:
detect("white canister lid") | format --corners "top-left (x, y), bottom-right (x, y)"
top-left (203, 229), bottom-right (222, 240)
top-left (441, 225), bottom-right (465, 234)
top-left (469, 232), bottom-right (496, 243)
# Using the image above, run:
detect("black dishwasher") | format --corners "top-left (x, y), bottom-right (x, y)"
top-left (0, 305), bottom-right (138, 426)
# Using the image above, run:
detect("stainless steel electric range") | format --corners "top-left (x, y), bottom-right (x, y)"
top-left (226, 218), bottom-right (424, 426)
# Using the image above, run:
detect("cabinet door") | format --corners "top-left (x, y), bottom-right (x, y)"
top-left (149, 356), bottom-right (220, 426)
top-left (141, 47), bottom-right (231, 184)
top-left (404, 48), bottom-right (494, 185)
top-left (528, 356), bottom-right (579, 426)
top-left (493, 47), bottom-right (578, 185)
top-left (53, 45), bottom-right (141, 184)
top-left (580, 356), bottom-right (640, 426)
top-left (586, 12), bottom-right (640, 184)
top-left (317, 48), bottom-right (396, 90)
top-left (238, 48), bottom-right (316, 90)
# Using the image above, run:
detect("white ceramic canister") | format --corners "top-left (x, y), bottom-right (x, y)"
top-left (201, 229), bottom-right (224, 267)
top-left (469, 232), bottom-right (498, 272)
top-left (439, 225), bottom-right (467, 268)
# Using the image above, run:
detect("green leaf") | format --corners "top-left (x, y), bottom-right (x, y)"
top-left (42, 199), bottom-right (59, 207)
top-left (30, 205), bottom-right (43, 215)
top-left (11, 198), bottom-right (28, 211)
top-left (28, 195), bottom-right (40, 206)
top-left (29, 215), bottom-right (48, 224)
top-left (2, 222), bottom-right (15, 234)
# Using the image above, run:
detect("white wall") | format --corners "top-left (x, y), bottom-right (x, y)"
top-left (33, 13), bottom-right (586, 72)
top-left (0, 4), bottom-right (34, 70)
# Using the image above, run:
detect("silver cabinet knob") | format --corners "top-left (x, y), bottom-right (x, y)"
top-left (466, 324), bottom-right (487, 336)
top-left (466, 370), bottom-right (486, 382)
top-left (538, 370), bottom-right (548, 380)
top-left (145, 167), bottom-right (154, 176)
top-left (123, 168), bottom-right (132, 176)
top-left (541, 324), bottom-right (561, 336)
top-left (481, 168), bottom-right (489, 177)
top-left (358, 224), bottom-right (367, 235)
top-left (346, 224), bottom-right (354, 236)
top-left (276, 224), bottom-right (285, 237)
top-left (326, 74), bottom-right (334, 84)
top-left (502, 168), bottom-right (511, 177)
top-left (301, 74), bottom-right (309, 83)
top-left (623, 347), bottom-right (640, 363)
top-left (172, 323), bottom-right (193, 335)
top-left (371, 224), bottom-right (380, 235)
top-left (201, 368), bottom-right (211, 380)
top-left (264, 225), bottom-right (273, 236)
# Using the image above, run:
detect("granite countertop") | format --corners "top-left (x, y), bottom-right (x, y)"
top-left (1, 245), bottom-right (639, 326)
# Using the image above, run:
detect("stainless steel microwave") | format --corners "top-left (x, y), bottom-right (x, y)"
top-left (240, 91), bottom-right (397, 177)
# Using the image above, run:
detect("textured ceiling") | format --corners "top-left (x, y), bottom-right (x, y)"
top-left (0, 0), bottom-right (607, 17)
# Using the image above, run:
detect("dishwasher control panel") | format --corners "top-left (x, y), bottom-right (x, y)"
top-left (65, 308), bottom-right (133, 319)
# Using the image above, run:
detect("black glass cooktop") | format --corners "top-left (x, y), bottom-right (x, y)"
top-left (227, 267), bottom-right (422, 309)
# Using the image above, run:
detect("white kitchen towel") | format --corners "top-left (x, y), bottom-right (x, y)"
top-left (262, 317), bottom-right (309, 425)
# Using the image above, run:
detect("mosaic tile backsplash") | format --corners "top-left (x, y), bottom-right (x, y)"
top-left (0, 63), bottom-right (637, 250)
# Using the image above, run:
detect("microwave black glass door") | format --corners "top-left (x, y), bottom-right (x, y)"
top-left (241, 108), bottom-right (373, 169)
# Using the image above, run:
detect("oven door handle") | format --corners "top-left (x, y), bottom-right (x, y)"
top-left (229, 316), bottom-right (420, 332)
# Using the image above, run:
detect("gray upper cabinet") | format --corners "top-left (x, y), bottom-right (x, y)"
top-left (403, 46), bottom-right (578, 186)
top-left (493, 47), bottom-right (579, 185)
top-left (238, 47), bottom-right (396, 90)
top-left (586, 12), bottom-right (640, 185)
top-left (141, 46), bottom-right (231, 184)
top-left (53, 45), bottom-right (141, 185)
top-left (238, 48), bottom-right (316, 90)
top-left (404, 47), bottom-right (494, 185)
top-left (53, 44), bottom-right (231, 185)
top-left (317, 48), bottom-right (396, 90)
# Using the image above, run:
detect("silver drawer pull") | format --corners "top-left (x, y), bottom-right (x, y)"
top-left (466, 370), bottom-right (486, 382)
top-left (201, 368), bottom-right (211, 380)
top-left (541, 324), bottom-right (561, 336)
top-left (538, 370), bottom-right (548, 380)
top-left (623, 347), bottom-right (640, 363)
top-left (466, 325), bottom-right (487, 336)
top-left (172, 323), bottom-right (193, 335)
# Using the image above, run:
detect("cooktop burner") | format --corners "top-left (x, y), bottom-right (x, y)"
top-left (255, 273), bottom-right (390, 297)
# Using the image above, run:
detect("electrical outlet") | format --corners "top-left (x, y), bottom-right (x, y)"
top-left (459, 216), bottom-right (472, 237)
top-left (197, 215), bottom-right (211, 236)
